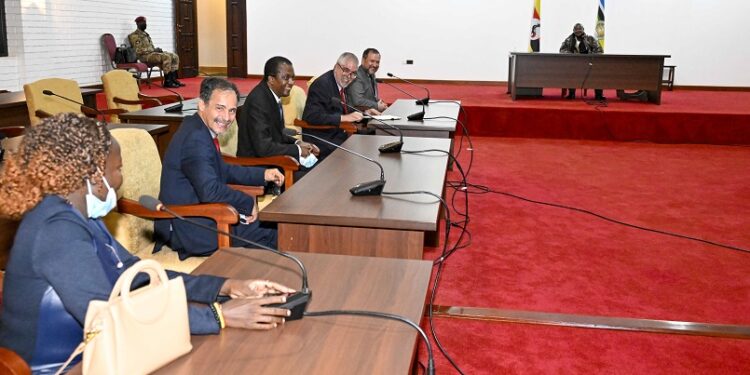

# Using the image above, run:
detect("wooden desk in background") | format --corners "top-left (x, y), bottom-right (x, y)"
top-left (508, 52), bottom-right (670, 104)
top-left (71, 248), bottom-right (432, 374)
top-left (0, 87), bottom-right (101, 127)
top-left (260, 135), bottom-right (450, 259)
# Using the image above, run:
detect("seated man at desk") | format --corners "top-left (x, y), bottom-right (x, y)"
top-left (559, 23), bottom-right (605, 101)
top-left (302, 52), bottom-right (365, 160)
top-left (156, 77), bottom-right (284, 259)
top-left (129, 16), bottom-right (184, 88)
top-left (237, 56), bottom-right (320, 179)
top-left (346, 48), bottom-right (388, 114)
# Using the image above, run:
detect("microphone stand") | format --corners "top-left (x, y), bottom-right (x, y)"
top-left (302, 132), bottom-right (386, 196)
top-left (138, 196), bottom-right (311, 320)
top-left (159, 85), bottom-right (185, 113)
top-left (385, 72), bottom-right (430, 106)
top-left (334, 97), bottom-right (404, 153)
top-left (376, 78), bottom-right (426, 121)
top-left (42, 89), bottom-right (103, 120)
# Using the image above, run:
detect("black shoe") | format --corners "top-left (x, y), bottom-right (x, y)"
top-left (565, 94), bottom-right (575, 100)
top-left (163, 80), bottom-right (180, 88)
top-left (595, 95), bottom-right (606, 101)
top-left (174, 79), bottom-right (186, 87)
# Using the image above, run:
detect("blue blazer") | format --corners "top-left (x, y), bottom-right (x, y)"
top-left (155, 113), bottom-right (265, 257)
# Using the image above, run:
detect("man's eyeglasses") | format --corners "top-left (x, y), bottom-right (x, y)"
top-left (337, 63), bottom-right (357, 78)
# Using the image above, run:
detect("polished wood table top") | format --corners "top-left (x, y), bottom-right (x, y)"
top-left (72, 248), bottom-right (433, 374)
top-left (381, 99), bottom-right (460, 133)
top-left (260, 134), bottom-right (451, 232)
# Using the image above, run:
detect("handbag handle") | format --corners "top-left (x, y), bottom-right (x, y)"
top-left (109, 259), bottom-right (173, 324)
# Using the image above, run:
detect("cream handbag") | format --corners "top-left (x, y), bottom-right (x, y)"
top-left (57, 259), bottom-right (193, 374)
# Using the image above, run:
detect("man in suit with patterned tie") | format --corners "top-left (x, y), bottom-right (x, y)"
top-left (347, 48), bottom-right (388, 114)
top-left (301, 52), bottom-right (365, 160)
top-left (155, 77), bottom-right (284, 259)
top-left (237, 56), bottom-right (320, 179)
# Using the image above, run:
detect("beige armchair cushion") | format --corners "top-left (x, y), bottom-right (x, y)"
top-left (104, 128), bottom-right (204, 273)
top-left (24, 78), bottom-right (83, 126)
top-left (102, 70), bottom-right (143, 123)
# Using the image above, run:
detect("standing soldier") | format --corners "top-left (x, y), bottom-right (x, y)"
top-left (128, 16), bottom-right (184, 88)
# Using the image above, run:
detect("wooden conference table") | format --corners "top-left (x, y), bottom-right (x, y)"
top-left (261, 134), bottom-right (451, 259)
top-left (508, 52), bottom-right (670, 104)
top-left (70, 247), bottom-right (432, 374)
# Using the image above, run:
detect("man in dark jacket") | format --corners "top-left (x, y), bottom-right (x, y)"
top-left (559, 23), bottom-right (605, 101)
top-left (156, 77), bottom-right (283, 258)
top-left (237, 56), bottom-right (319, 179)
top-left (301, 52), bottom-right (364, 159)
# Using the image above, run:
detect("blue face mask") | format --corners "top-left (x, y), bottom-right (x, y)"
top-left (300, 153), bottom-right (318, 168)
top-left (85, 176), bottom-right (117, 219)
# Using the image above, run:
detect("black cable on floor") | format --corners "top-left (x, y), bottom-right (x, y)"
top-left (449, 181), bottom-right (750, 254)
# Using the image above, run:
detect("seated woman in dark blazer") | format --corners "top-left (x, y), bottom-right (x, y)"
top-left (0, 113), bottom-right (294, 373)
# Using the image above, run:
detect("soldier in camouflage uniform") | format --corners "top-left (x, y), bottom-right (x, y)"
top-left (128, 16), bottom-right (184, 88)
top-left (559, 23), bottom-right (605, 100)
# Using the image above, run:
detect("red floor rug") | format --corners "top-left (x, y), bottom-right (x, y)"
top-left (417, 136), bottom-right (750, 374)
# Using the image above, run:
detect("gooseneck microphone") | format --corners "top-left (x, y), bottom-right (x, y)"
top-left (138, 195), bottom-right (311, 320)
top-left (42, 89), bottom-right (102, 118)
top-left (159, 86), bottom-right (185, 113)
top-left (331, 97), bottom-right (403, 153)
top-left (301, 132), bottom-right (386, 196)
top-left (385, 72), bottom-right (430, 106)
top-left (376, 78), bottom-right (426, 121)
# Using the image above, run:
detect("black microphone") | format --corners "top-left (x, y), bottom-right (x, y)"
top-left (330, 96), bottom-right (403, 153)
top-left (376, 78), bottom-right (426, 121)
top-left (159, 85), bottom-right (184, 113)
top-left (42, 89), bottom-right (103, 118)
top-left (302, 132), bottom-right (386, 196)
top-left (385, 72), bottom-right (430, 106)
top-left (138, 195), bottom-right (311, 321)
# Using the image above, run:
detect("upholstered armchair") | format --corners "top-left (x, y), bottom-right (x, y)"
top-left (282, 85), bottom-right (307, 138)
top-left (104, 128), bottom-right (262, 273)
top-left (101, 70), bottom-right (179, 123)
top-left (23, 78), bottom-right (122, 126)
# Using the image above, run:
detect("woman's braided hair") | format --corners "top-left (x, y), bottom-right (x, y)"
top-left (0, 113), bottom-right (111, 219)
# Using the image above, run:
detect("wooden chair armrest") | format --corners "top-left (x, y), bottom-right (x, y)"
top-left (223, 155), bottom-right (299, 190)
top-left (35, 109), bottom-right (53, 119)
top-left (0, 347), bottom-right (31, 375)
top-left (0, 126), bottom-right (26, 138)
top-left (138, 92), bottom-right (181, 104)
top-left (223, 154), bottom-right (299, 169)
top-left (114, 96), bottom-right (162, 107)
top-left (118, 198), bottom-right (239, 223)
top-left (228, 184), bottom-right (264, 197)
top-left (81, 106), bottom-right (126, 118)
top-left (117, 198), bottom-right (239, 248)
top-left (294, 119), bottom-right (357, 135)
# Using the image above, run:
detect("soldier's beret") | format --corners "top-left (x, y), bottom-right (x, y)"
top-left (135, 16), bottom-right (146, 23)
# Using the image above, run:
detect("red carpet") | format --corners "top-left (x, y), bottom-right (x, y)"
top-left (417, 137), bottom-right (750, 374)
top-left (133, 77), bottom-right (750, 145)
